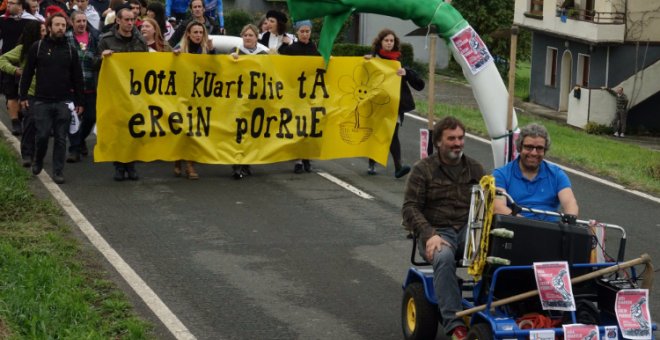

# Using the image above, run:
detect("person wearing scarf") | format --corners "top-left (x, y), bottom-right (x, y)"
top-left (366, 28), bottom-right (424, 178)
top-left (257, 9), bottom-right (295, 52)
top-left (229, 24), bottom-right (268, 179)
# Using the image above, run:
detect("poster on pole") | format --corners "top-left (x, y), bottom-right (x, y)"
top-left (603, 325), bottom-right (618, 340)
top-left (616, 289), bottom-right (652, 339)
top-left (533, 261), bottom-right (576, 311)
top-left (563, 324), bottom-right (600, 340)
top-left (450, 26), bottom-right (492, 75)
top-left (420, 128), bottom-right (430, 159)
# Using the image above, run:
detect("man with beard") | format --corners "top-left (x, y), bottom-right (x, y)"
top-left (19, 12), bottom-right (84, 184)
top-left (97, 6), bottom-right (147, 181)
top-left (402, 116), bottom-right (485, 340)
top-left (493, 123), bottom-right (578, 221)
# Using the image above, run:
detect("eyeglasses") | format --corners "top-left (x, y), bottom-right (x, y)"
top-left (522, 144), bottom-right (546, 153)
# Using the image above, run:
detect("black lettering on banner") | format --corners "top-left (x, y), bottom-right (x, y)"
top-left (203, 72), bottom-right (216, 97)
top-left (297, 71), bottom-right (307, 98)
top-left (265, 116), bottom-right (277, 138)
top-left (131, 69), bottom-right (176, 95)
top-left (130, 69), bottom-right (141, 95)
top-left (277, 108), bottom-right (294, 139)
top-left (128, 113), bottom-right (145, 137)
top-left (169, 111), bottom-right (183, 134)
top-left (186, 106), bottom-right (194, 136)
top-left (195, 106), bottom-right (211, 137)
top-left (251, 107), bottom-right (265, 138)
top-left (236, 75), bottom-right (244, 98)
top-left (310, 107), bottom-right (325, 137)
top-left (295, 115), bottom-right (308, 137)
top-left (275, 81), bottom-right (284, 99)
top-left (248, 71), bottom-right (259, 99)
top-left (235, 117), bottom-right (248, 143)
top-left (310, 68), bottom-right (329, 99)
top-left (149, 105), bottom-right (166, 137)
top-left (191, 72), bottom-right (202, 97)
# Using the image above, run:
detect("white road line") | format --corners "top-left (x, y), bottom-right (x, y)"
top-left (405, 112), bottom-right (660, 204)
top-left (1, 125), bottom-right (196, 340)
top-left (316, 170), bottom-right (375, 200)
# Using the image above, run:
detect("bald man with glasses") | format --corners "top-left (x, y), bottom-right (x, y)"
top-left (493, 123), bottom-right (579, 221)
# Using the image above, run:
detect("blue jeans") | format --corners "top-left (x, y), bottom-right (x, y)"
top-left (33, 100), bottom-right (70, 173)
top-left (417, 226), bottom-right (467, 334)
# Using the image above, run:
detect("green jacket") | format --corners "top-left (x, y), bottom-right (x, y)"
top-left (0, 44), bottom-right (36, 96)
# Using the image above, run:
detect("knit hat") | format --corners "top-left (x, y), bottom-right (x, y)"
top-left (266, 10), bottom-right (287, 24)
top-left (294, 20), bottom-right (312, 31)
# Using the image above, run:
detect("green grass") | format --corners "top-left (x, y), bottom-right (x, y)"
top-left (514, 61), bottom-right (531, 101)
top-left (414, 101), bottom-right (660, 196)
top-left (0, 141), bottom-right (154, 339)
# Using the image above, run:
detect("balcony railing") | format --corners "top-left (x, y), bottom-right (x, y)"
top-left (555, 6), bottom-right (625, 24)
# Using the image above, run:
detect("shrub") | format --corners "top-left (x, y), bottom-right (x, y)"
top-left (224, 8), bottom-right (253, 36)
top-left (584, 121), bottom-right (612, 135)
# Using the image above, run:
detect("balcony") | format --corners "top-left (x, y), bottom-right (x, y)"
top-left (514, 0), bottom-right (626, 43)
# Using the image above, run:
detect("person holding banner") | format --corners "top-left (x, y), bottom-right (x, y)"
top-left (365, 29), bottom-right (424, 178)
top-left (402, 116), bottom-right (485, 340)
top-left (171, 21), bottom-right (214, 179)
top-left (229, 23), bottom-right (268, 180)
top-left (97, 5), bottom-right (148, 181)
top-left (278, 19), bottom-right (319, 174)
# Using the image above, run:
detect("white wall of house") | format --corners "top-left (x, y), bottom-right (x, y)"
top-left (359, 14), bottom-right (450, 69)
top-left (627, 0), bottom-right (660, 42)
top-left (567, 88), bottom-right (616, 128)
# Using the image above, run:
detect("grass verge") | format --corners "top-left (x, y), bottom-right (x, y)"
top-left (414, 101), bottom-right (660, 196)
top-left (0, 140), bottom-right (153, 339)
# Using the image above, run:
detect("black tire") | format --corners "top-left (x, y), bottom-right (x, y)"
top-left (466, 323), bottom-right (493, 340)
top-left (401, 281), bottom-right (438, 340)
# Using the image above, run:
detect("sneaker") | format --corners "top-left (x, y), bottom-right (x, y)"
top-left (53, 171), bottom-right (65, 184)
top-left (294, 163), bottom-right (304, 174)
top-left (11, 119), bottom-right (21, 136)
top-left (451, 326), bottom-right (468, 340)
top-left (21, 157), bottom-right (32, 168)
top-left (66, 152), bottom-right (81, 163)
top-left (394, 165), bottom-right (411, 178)
top-left (32, 162), bottom-right (43, 175)
top-left (619, 133), bottom-right (625, 138)
top-left (302, 159), bottom-right (312, 172)
top-left (113, 168), bottom-right (125, 181)
top-left (126, 168), bottom-right (139, 180)
top-left (613, 132), bottom-right (619, 137)
top-left (367, 164), bottom-right (376, 175)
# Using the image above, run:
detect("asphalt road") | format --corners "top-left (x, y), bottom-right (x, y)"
top-left (2, 109), bottom-right (658, 339)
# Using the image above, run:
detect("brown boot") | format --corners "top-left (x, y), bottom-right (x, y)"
top-left (174, 160), bottom-right (182, 177)
top-left (185, 161), bottom-right (199, 180)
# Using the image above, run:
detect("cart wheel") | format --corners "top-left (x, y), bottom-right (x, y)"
top-left (401, 281), bottom-right (438, 340)
top-left (466, 323), bottom-right (493, 340)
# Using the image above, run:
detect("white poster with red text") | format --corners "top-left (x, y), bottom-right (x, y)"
top-left (450, 26), bottom-right (493, 75)
top-left (616, 289), bottom-right (652, 339)
top-left (533, 261), bottom-right (576, 311)
top-left (420, 128), bottom-right (430, 159)
top-left (563, 324), bottom-right (600, 340)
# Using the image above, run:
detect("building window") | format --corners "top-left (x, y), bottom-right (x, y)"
top-left (576, 54), bottom-right (590, 87)
top-left (545, 47), bottom-right (558, 87)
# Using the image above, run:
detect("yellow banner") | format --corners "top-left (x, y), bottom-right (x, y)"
top-left (95, 53), bottom-right (402, 165)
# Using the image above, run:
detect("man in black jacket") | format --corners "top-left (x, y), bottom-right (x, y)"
top-left (19, 12), bottom-right (84, 184)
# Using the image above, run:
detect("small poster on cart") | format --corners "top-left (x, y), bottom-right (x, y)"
top-left (603, 325), bottom-right (618, 340)
top-left (563, 324), bottom-right (600, 340)
top-left (529, 329), bottom-right (555, 340)
top-left (419, 128), bottom-right (430, 159)
top-left (533, 261), bottom-right (576, 311)
top-left (616, 289), bottom-right (652, 339)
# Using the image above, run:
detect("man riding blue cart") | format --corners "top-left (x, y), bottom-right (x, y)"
top-left (401, 120), bottom-right (656, 339)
